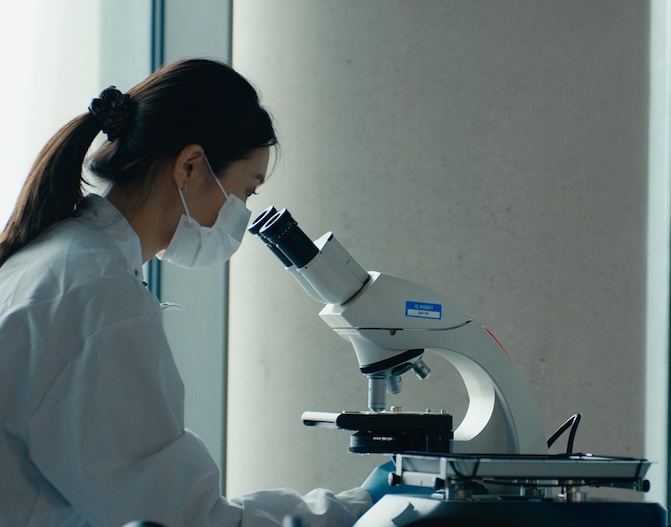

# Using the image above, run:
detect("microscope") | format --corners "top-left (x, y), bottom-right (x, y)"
top-left (249, 207), bottom-right (667, 527)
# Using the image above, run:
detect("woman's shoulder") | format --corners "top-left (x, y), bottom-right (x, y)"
top-left (0, 215), bottom-right (155, 319)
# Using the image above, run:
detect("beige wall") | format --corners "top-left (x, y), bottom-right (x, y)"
top-left (226, 0), bottom-right (661, 502)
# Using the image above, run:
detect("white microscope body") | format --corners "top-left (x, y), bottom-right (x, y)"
top-left (251, 207), bottom-right (546, 455)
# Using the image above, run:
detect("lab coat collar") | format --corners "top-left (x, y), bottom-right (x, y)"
top-left (78, 194), bottom-right (145, 282)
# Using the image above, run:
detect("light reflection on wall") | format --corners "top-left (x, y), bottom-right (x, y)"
top-left (0, 0), bottom-right (101, 229)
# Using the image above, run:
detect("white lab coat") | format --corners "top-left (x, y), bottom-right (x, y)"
top-left (0, 195), bottom-right (371, 527)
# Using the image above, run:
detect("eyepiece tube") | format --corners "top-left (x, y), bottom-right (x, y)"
top-left (259, 209), bottom-right (319, 269)
top-left (249, 206), bottom-right (327, 304)
top-left (248, 206), bottom-right (293, 267)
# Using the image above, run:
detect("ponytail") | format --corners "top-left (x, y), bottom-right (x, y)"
top-left (0, 113), bottom-right (101, 267)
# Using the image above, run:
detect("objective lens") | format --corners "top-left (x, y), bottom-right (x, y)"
top-left (413, 359), bottom-right (431, 380)
top-left (386, 374), bottom-right (403, 394)
top-left (260, 209), bottom-right (319, 268)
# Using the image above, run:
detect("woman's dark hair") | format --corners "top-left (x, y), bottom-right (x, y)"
top-left (0, 58), bottom-right (277, 267)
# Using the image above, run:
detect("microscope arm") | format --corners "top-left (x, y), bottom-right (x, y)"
top-left (320, 272), bottom-right (548, 455)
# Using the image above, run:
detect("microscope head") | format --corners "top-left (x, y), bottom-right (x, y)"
top-left (256, 208), bottom-right (370, 304)
top-left (249, 208), bottom-right (433, 411)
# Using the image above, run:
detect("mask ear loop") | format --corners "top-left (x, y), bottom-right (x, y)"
top-left (177, 184), bottom-right (192, 219)
top-left (204, 156), bottom-right (231, 199)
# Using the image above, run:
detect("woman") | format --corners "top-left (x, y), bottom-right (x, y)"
top-left (0, 59), bottom-right (393, 527)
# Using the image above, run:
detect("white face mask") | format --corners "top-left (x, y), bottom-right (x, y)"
top-left (157, 158), bottom-right (252, 269)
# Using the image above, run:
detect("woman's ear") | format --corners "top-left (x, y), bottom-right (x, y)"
top-left (172, 144), bottom-right (205, 189)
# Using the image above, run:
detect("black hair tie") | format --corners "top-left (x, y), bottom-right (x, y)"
top-left (89, 86), bottom-right (130, 142)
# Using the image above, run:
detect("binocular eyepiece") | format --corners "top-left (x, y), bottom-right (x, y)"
top-left (248, 207), bottom-right (370, 306)
top-left (248, 207), bottom-right (319, 269)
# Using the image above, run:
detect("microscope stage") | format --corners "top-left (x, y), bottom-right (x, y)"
top-left (302, 410), bottom-right (453, 454)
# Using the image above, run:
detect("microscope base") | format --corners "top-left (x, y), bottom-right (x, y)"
top-left (353, 495), bottom-right (667, 527)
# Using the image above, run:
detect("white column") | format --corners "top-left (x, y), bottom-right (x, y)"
top-left (646, 0), bottom-right (670, 507)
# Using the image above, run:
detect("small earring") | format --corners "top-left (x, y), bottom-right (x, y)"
top-left (180, 182), bottom-right (188, 191)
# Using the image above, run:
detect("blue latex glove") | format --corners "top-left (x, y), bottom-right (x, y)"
top-left (361, 460), bottom-right (434, 504)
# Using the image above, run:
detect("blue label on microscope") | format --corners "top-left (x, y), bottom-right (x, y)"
top-left (405, 301), bottom-right (442, 320)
